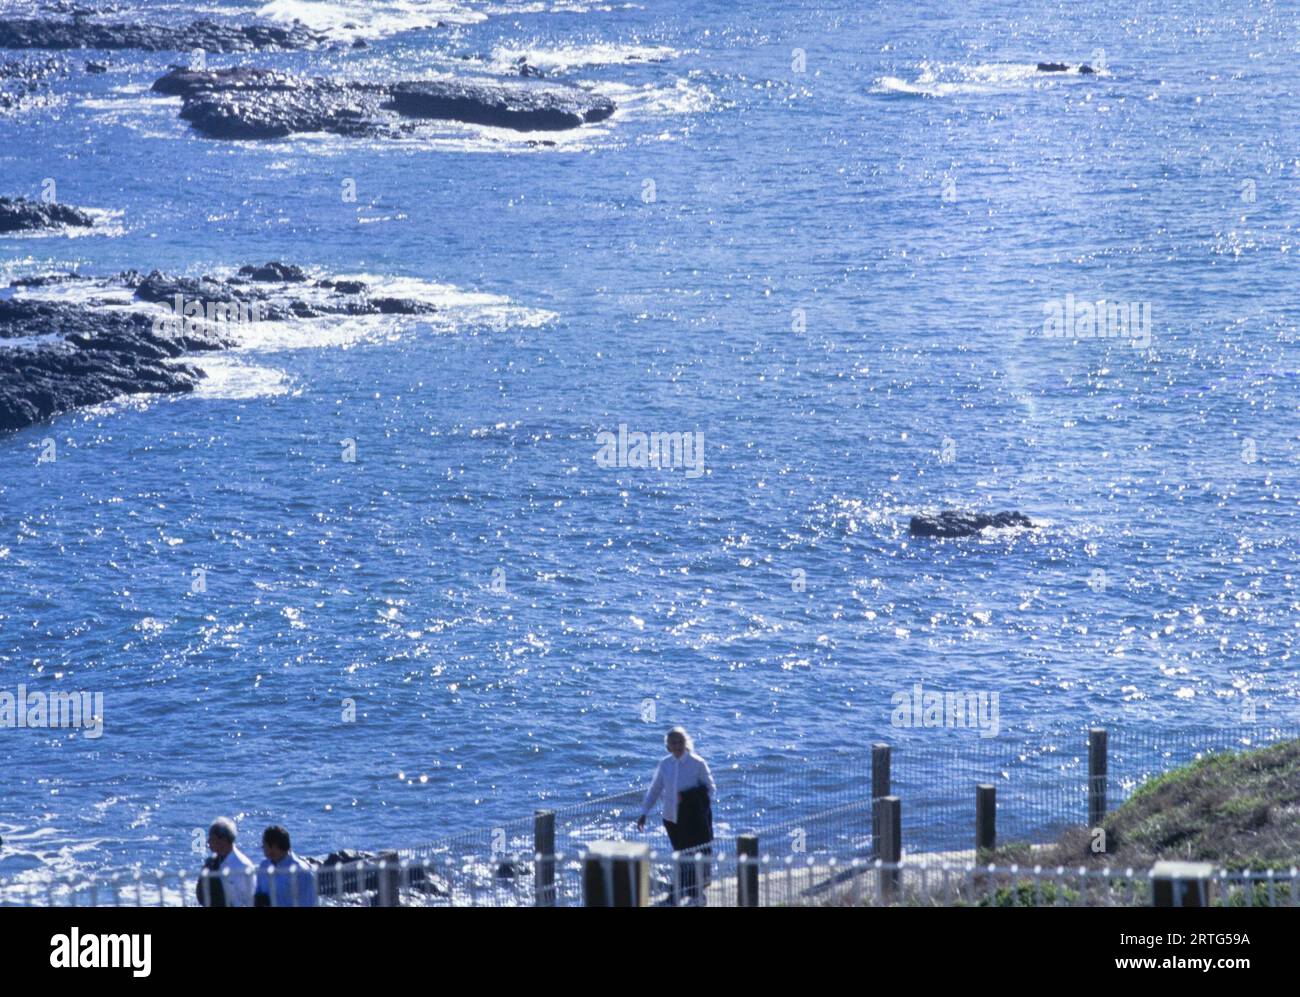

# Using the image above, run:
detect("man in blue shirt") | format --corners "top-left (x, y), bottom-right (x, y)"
top-left (254, 825), bottom-right (318, 907)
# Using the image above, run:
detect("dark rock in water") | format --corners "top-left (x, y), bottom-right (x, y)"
top-left (389, 79), bottom-right (615, 131)
top-left (0, 56), bottom-right (66, 112)
top-left (0, 266), bottom-right (437, 432)
top-left (155, 67), bottom-right (391, 139)
top-left (0, 195), bottom-right (94, 232)
top-left (0, 17), bottom-right (326, 53)
top-left (238, 261), bottom-right (307, 283)
top-left (308, 850), bottom-right (450, 899)
top-left (0, 297), bottom-right (226, 433)
top-left (370, 296), bottom-right (437, 315)
top-left (151, 65), bottom-right (616, 138)
top-left (319, 278), bottom-right (367, 295)
top-left (351, 38), bottom-right (368, 50)
top-left (909, 510), bottom-right (1037, 538)
top-left (514, 56), bottom-right (544, 79)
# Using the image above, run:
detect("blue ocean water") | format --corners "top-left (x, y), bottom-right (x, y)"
top-left (0, 0), bottom-right (1297, 886)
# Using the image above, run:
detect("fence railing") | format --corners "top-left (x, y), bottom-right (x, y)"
top-left (7, 724), bottom-right (1298, 907)
top-left (12, 853), bottom-right (1298, 908)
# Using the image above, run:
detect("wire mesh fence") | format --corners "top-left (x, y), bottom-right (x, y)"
top-left (8, 723), bottom-right (1299, 906)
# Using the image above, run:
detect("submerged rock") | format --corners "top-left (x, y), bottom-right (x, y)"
top-left (0, 264), bottom-right (438, 432)
top-left (909, 510), bottom-right (1037, 538)
top-left (151, 65), bottom-right (615, 138)
top-left (0, 17), bottom-right (326, 53)
top-left (0, 195), bottom-right (94, 232)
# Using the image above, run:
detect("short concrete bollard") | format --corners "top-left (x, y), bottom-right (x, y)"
top-left (583, 841), bottom-right (651, 907)
top-left (1151, 861), bottom-right (1216, 907)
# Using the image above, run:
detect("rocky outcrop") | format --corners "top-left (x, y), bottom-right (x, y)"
top-left (0, 264), bottom-right (437, 432)
top-left (0, 195), bottom-right (94, 232)
top-left (152, 66), bottom-right (616, 138)
top-left (0, 17), bottom-right (326, 53)
top-left (0, 297), bottom-right (227, 433)
top-left (1037, 62), bottom-right (1095, 74)
top-left (389, 79), bottom-right (614, 130)
top-left (909, 510), bottom-right (1037, 538)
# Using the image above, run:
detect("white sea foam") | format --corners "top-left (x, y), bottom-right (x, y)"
top-left (188, 355), bottom-right (292, 399)
top-left (11, 271), bottom-right (554, 356)
top-left (488, 42), bottom-right (678, 74)
top-left (0, 208), bottom-right (125, 240)
top-left (256, 0), bottom-right (485, 40)
top-left (873, 62), bottom-right (1105, 98)
top-left (0, 332), bottom-right (67, 351)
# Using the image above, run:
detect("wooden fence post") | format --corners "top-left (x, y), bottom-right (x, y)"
top-left (877, 795), bottom-right (901, 901)
top-left (375, 851), bottom-right (401, 907)
top-left (1151, 861), bottom-right (1216, 907)
top-left (534, 809), bottom-right (556, 907)
top-left (583, 841), bottom-right (650, 907)
top-left (976, 783), bottom-right (996, 857)
top-left (737, 834), bottom-right (759, 907)
top-left (1089, 727), bottom-right (1108, 829)
top-left (871, 742), bottom-right (891, 855)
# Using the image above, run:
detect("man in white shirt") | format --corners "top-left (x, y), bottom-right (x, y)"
top-left (201, 817), bottom-right (257, 907)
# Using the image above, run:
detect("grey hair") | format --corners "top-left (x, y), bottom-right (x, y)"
top-left (209, 817), bottom-right (238, 843)
top-left (665, 726), bottom-right (693, 752)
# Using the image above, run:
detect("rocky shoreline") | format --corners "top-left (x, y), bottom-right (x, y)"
top-left (0, 264), bottom-right (437, 433)
top-left (0, 195), bottom-right (95, 232)
top-left (153, 66), bottom-right (617, 138)
top-left (0, 17), bottom-right (327, 53)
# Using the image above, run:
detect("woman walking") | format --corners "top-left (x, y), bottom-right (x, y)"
top-left (637, 726), bottom-right (716, 904)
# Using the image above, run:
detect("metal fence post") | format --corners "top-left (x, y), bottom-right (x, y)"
top-left (534, 809), bottom-right (556, 907)
top-left (871, 742), bottom-right (891, 855)
top-left (1088, 727), bottom-right (1108, 828)
top-left (878, 795), bottom-right (901, 901)
top-left (976, 784), bottom-right (996, 857)
top-left (737, 834), bottom-right (759, 907)
top-left (1151, 861), bottom-right (1215, 907)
